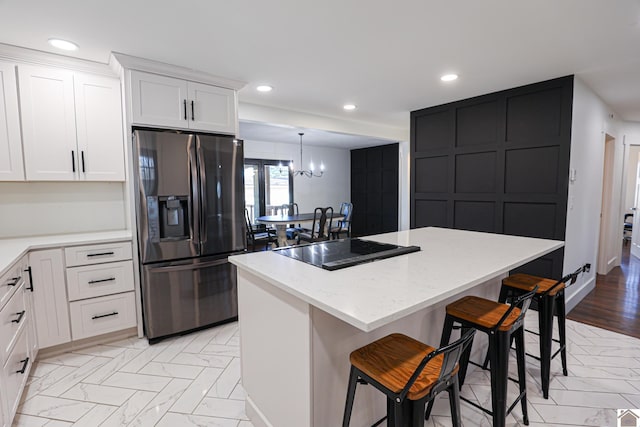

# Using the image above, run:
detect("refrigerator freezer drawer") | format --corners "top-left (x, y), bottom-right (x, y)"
top-left (142, 256), bottom-right (237, 340)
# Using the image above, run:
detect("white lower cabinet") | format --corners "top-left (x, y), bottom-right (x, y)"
top-left (29, 249), bottom-right (71, 349)
top-left (2, 324), bottom-right (29, 422)
top-left (0, 256), bottom-right (34, 427)
top-left (66, 260), bottom-right (134, 301)
top-left (0, 239), bottom-right (136, 426)
top-left (64, 241), bottom-right (136, 341)
top-left (69, 292), bottom-right (136, 340)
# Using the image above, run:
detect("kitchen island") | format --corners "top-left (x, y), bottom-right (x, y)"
top-left (229, 227), bottom-right (563, 427)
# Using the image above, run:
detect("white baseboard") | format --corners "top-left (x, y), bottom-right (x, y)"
top-left (245, 395), bottom-right (274, 427)
top-left (566, 276), bottom-right (596, 313)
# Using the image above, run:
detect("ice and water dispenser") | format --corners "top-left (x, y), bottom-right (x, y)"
top-left (146, 195), bottom-right (189, 241)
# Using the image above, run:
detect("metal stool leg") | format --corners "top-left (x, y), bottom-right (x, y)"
top-left (342, 366), bottom-right (358, 427)
top-left (556, 292), bottom-right (569, 376)
top-left (488, 331), bottom-right (509, 427)
top-left (538, 295), bottom-right (554, 399)
top-left (448, 375), bottom-right (462, 427)
top-left (514, 327), bottom-right (529, 425)
top-left (457, 326), bottom-right (474, 387)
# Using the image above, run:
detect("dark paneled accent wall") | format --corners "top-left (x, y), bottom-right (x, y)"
top-left (351, 143), bottom-right (399, 237)
top-left (410, 76), bottom-right (573, 278)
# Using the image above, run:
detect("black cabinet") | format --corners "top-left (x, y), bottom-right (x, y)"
top-left (351, 143), bottom-right (399, 237)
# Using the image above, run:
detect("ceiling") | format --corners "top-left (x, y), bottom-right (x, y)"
top-left (1, 0), bottom-right (639, 143)
top-left (239, 121), bottom-right (394, 149)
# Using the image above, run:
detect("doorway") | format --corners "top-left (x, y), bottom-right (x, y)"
top-left (244, 158), bottom-right (293, 224)
top-left (597, 134), bottom-right (616, 274)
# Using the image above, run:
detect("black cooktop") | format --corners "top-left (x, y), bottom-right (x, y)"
top-left (274, 238), bottom-right (421, 271)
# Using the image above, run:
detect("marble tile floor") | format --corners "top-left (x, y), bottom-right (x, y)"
top-left (12, 311), bottom-right (640, 426)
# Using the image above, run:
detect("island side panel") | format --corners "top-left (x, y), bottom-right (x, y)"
top-left (311, 276), bottom-right (502, 426)
top-left (237, 269), bottom-right (312, 427)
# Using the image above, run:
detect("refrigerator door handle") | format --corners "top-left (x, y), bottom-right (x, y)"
top-left (147, 257), bottom-right (229, 272)
top-left (197, 141), bottom-right (208, 245)
top-left (188, 137), bottom-right (200, 246)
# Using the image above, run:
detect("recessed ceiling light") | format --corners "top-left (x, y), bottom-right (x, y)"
top-left (48, 38), bottom-right (79, 51)
top-left (343, 104), bottom-right (357, 111)
top-left (440, 74), bottom-right (458, 82)
top-left (256, 85), bottom-right (273, 92)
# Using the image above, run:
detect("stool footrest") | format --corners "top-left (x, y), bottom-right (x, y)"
top-left (371, 415), bottom-right (387, 427)
top-left (460, 395), bottom-right (493, 417)
top-left (552, 346), bottom-right (565, 360)
top-left (469, 360), bottom-right (522, 386)
top-left (526, 352), bottom-right (542, 361)
top-left (460, 390), bottom-right (526, 419)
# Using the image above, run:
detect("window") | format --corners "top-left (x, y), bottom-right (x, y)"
top-left (244, 159), bottom-right (293, 223)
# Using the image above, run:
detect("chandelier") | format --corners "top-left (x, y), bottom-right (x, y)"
top-left (290, 132), bottom-right (323, 178)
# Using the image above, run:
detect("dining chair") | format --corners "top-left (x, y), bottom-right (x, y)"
top-left (297, 207), bottom-right (333, 244)
top-left (282, 203), bottom-right (301, 240)
top-left (245, 208), bottom-right (276, 251)
top-left (331, 202), bottom-right (353, 239)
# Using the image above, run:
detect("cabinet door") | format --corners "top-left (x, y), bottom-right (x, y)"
top-left (29, 249), bottom-right (71, 349)
top-left (0, 62), bottom-right (24, 181)
top-left (21, 256), bottom-right (38, 360)
top-left (18, 65), bottom-right (77, 181)
top-left (74, 73), bottom-right (125, 181)
top-left (130, 70), bottom-right (188, 129)
top-left (187, 81), bottom-right (237, 134)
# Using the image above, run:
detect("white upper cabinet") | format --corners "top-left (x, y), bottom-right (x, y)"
top-left (74, 73), bottom-right (125, 181)
top-left (19, 65), bottom-right (77, 181)
top-left (131, 71), bottom-right (188, 129)
top-left (18, 65), bottom-right (125, 181)
top-left (131, 70), bottom-right (237, 135)
top-left (188, 81), bottom-right (236, 134)
top-left (0, 62), bottom-right (24, 181)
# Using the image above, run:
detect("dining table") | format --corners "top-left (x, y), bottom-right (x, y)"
top-left (256, 212), bottom-right (344, 247)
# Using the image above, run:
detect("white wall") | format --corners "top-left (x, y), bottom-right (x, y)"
top-left (565, 78), bottom-right (622, 310)
top-left (0, 182), bottom-right (126, 238)
top-left (623, 146), bottom-right (640, 215)
top-left (243, 139), bottom-right (350, 213)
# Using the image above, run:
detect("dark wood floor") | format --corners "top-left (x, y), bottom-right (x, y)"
top-left (568, 244), bottom-right (640, 338)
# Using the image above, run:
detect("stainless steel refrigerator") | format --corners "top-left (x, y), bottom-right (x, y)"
top-left (132, 129), bottom-right (245, 342)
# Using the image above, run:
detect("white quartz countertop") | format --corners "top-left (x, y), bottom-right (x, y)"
top-left (229, 227), bottom-right (563, 332)
top-left (0, 230), bottom-right (133, 277)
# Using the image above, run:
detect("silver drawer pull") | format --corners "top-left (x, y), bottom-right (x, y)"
top-left (92, 311), bottom-right (118, 320)
top-left (86, 252), bottom-right (115, 258)
top-left (88, 277), bottom-right (116, 285)
top-left (12, 310), bottom-right (25, 324)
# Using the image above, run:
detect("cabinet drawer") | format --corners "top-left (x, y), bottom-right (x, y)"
top-left (69, 292), bottom-right (136, 340)
top-left (0, 283), bottom-right (26, 364)
top-left (1, 261), bottom-right (23, 310)
top-left (67, 260), bottom-right (134, 301)
top-left (3, 325), bottom-right (30, 421)
top-left (65, 241), bottom-right (132, 267)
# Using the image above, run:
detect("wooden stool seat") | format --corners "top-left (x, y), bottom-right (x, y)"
top-left (446, 296), bottom-right (521, 332)
top-left (503, 273), bottom-right (565, 296)
top-left (350, 333), bottom-right (456, 400)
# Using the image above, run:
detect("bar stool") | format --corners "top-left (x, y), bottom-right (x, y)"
top-left (427, 288), bottom-right (537, 427)
top-left (497, 266), bottom-right (584, 399)
top-left (342, 329), bottom-right (475, 427)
